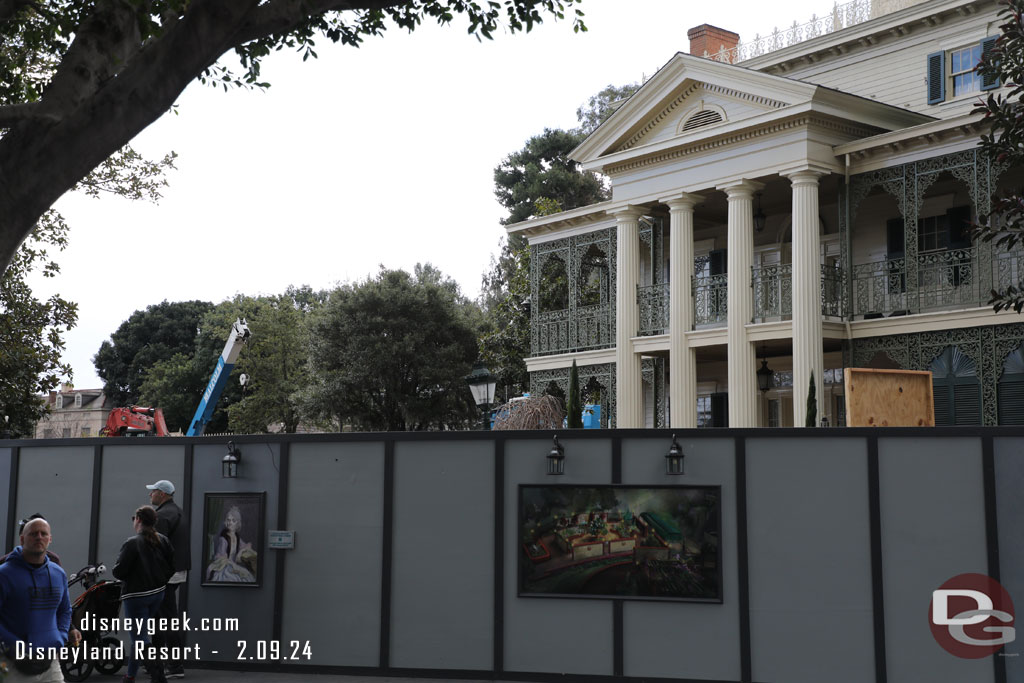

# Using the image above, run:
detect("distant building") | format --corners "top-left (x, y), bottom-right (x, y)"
top-left (513, 0), bottom-right (1024, 428)
top-left (35, 385), bottom-right (109, 438)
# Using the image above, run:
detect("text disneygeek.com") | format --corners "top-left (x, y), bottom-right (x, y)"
top-left (15, 612), bottom-right (312, 664)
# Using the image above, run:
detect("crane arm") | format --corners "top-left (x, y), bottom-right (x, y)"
top-left (185, 319), bottom-right (251, 437)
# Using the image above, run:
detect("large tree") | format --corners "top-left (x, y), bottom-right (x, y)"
top-left (226, 287), bottom-right (325, 434)
top-left (493, 127), bottom-right (605, 227)
top-left (303, 264), bottom-right (479, 431)
top-left (973, 0), bottom-right (1024, 312)
top-left (575, 81), bottom-right (640, 135)
top-left (0, 137), bottom-right (173, 435)
top-left (482, 81), bottom-right (638, 396)
top-left (0, 214), bottom-right (77, 437)
top-left (0, 0), bottom-right (586, 273)
top-left (93, 299), bottom-right (214, 407)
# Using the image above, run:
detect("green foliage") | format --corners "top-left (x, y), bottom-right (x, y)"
top-left (94, 300), bottom-right (214, 407)
top-left (0, 1), bottom-right (587, 273)
top-left (0, 213), bottom-right (78, 437)
top-left (493, 128), bottom-right (607, 226)
top-left (805, 370), bottom-right (817, 428)
top-left (226, 287), bottom-right (325, 434)
top-left (303, 264), bottom-right (480, 431)
top-left (480, 242), bottom-right (531, 398)
top-left (0, 1), bottom-right (587, 104)
top-left (575, 81), bottom-right (641, 135)
top-left (972, 0), bottom-right (1024, 312)
top-left (567, 359), bottom-right (582, 428)
top-left (481, 80), bottom-right (640, 402)
top-left (137, 352), bottom-right (208, 433)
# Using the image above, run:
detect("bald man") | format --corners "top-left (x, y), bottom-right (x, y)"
top-left (0, 518), bottom-right (75, 682)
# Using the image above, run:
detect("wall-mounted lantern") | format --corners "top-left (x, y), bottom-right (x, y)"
top-left (665, 434), bottom-right (685, 475)
top-left (223, 441), bottom-right (242, 478)
top-left (546, 435), bottom-right (565, 476)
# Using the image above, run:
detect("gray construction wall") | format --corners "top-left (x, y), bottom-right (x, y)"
top-left (1, 429), bottom-right (1019, 683)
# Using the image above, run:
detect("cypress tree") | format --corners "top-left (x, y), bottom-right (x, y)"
top-left (805, 370), bottom-right (817, 427)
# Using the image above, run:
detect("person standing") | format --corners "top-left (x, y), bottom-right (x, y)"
top-left (0, 517), bottom-right (77, 683)
top-left (113, 506), bottom-right (174, 683)
top-left (147, 480), bottom-right (189, 679)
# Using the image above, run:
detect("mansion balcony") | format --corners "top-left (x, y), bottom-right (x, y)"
top-left (533, 243), bottom-right (1024, 356)
top-left (851, 246), bottom-right (1024, 318)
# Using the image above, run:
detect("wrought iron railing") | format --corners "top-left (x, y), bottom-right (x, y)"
top-left (705, 0), bottom-right (872, 64)
top-left (534, 304), bottom-right (613, 355)
top-left (917, 248), bottom-right (978, 311)
top-left (752, 263), bottom-right (792, 321)
top-left (694, 274), bottom-right (728, 326)
top-left (852, 248), bottom-right (982, 318)
top-left (637, 283), bottom-right (670, 336)
top-left (994, 247), bottom-right (1024, 294)
top-left (821, 263), bottom-right (845, 318)
top-left (852, 257), bottom-right (908, 317)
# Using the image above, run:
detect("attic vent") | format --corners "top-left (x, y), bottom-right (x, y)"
top-left (682, 109), bottom-right (723, 131)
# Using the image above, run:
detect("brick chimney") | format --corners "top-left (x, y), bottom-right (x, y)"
top-left (688, 24), bottom-right (740, 59)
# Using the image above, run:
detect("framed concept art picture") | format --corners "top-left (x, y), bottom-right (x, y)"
top-left (518, 485), bottom-right (721, 602)
top-left (202, 492), bottom-right (265, 587)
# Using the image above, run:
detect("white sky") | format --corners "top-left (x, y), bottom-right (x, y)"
top-left (35, 0), bottom-right (833, 389)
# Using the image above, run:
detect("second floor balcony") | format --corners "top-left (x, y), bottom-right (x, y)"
top-left (851, 246), bottom-right (1024, 318)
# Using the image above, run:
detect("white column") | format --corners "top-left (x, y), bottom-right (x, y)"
top-left (786, 169), bottom-right (825, 426)
top-left (665, 194), bottom-right (702, 428)
top-left (719, 180), bottom-right (763, 428)
top-left (612, 206), bottom-right (644, 428)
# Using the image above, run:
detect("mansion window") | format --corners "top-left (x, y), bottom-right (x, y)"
top-left (55, 394), bottom-right (63, 409)
top-left (697, 395), bottom-right (712, 428)
top-left (950, 44), bottom-right (983, 97)
top-left (928, 37), bottom-right (998, 104)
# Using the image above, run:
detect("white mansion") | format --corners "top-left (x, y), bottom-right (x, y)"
top-left (508, 0), bottom-right (1024, 428)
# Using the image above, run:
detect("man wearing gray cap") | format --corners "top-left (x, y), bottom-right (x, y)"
top-left (146, 480), bottom-right (189, 679)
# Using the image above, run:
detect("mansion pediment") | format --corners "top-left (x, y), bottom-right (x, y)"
top-left (573, 52), bottom-right (932, 172)
top-left (614, 81), bottom-right (788, 154)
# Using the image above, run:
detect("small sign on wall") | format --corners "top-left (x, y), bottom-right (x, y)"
top-left (268, 530), bottom-right (295, 549)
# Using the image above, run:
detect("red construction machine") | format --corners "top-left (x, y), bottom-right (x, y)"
top-left (100, 406), bottom-right (169, 437)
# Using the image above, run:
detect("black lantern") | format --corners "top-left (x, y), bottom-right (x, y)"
top-left (465, 362), bottom-right (497, 430)
top-left (546, 435), bottom-right (565, 475)
top-left (757, 344), bottom-right (774, 393)
top-left (665, 434), bottom-right (685, 475)
top-left (753, 192), bottom-right (767, 233)
top-left (222, 441), bottom-right (242, 479)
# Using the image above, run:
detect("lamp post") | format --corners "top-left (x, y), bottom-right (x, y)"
top-left (466, 362), bottom-right (497, 430)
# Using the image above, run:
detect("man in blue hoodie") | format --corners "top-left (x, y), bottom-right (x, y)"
top-left (0, 518), bottom-right (74, 682)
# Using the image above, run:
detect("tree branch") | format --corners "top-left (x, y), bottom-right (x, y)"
top-left (0, 102), bottom-right (59, 128)
top-left (232, 0), bottom-right (391, 47)
top-left (42, 0), bottom-right (145, 120)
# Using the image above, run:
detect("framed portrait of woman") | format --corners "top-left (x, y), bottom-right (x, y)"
top-left (201, 492), bottom-right (265, 587)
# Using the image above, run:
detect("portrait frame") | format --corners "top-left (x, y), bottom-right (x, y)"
top-left (518, 484), bottom-right (722, 603)
top-left (201, 491), bottom-right (265, 587)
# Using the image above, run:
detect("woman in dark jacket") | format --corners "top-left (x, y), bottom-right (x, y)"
top-left (113, 506), bottom-right (174, 683)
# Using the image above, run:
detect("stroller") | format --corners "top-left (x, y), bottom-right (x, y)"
top-left (60, 564), bottom-right (124, 682)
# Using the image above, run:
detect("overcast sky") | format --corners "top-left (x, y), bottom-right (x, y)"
top-left (33, 0), bottom-right (836, 389)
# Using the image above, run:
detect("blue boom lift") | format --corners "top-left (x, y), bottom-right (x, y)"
top-left (185, 318), bottom-right (251, 436)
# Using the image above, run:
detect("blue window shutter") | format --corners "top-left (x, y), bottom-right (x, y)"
top-left (927, 51), bottom-right (946, 104)
top-left (980, 36), bottom-right (1000, 91)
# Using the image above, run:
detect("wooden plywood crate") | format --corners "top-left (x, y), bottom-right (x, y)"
top-left (843, 368), bottom-right (935, 427)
